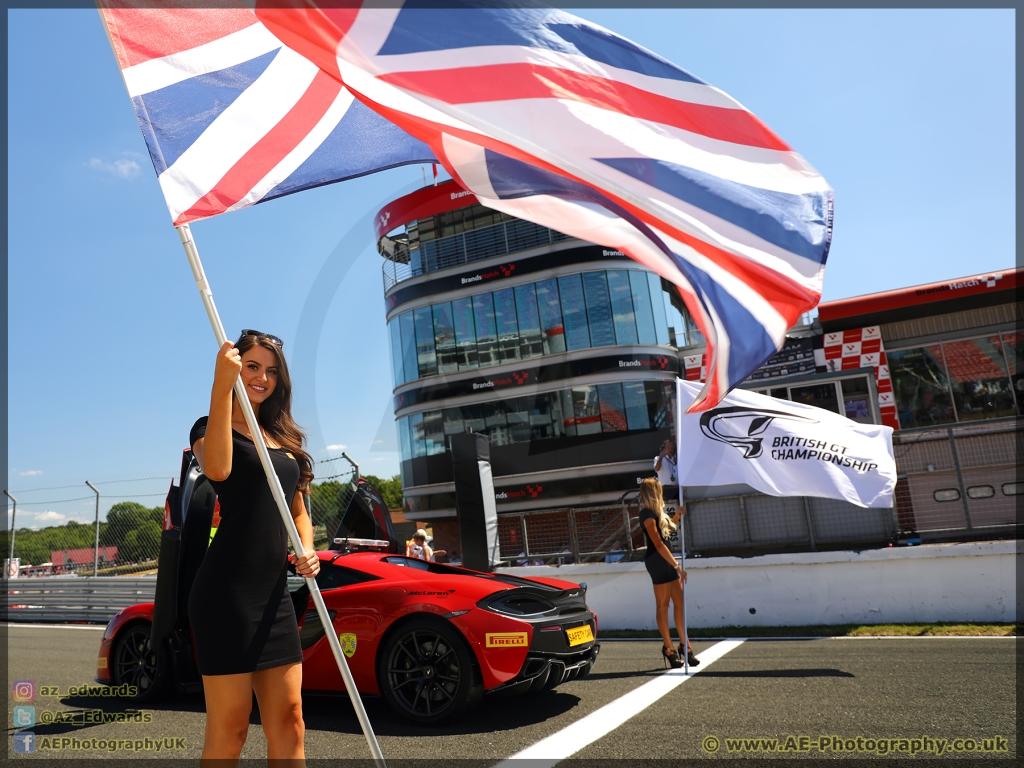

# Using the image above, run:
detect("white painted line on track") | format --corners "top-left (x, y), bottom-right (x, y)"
top-left (4, 623), bottom-right (105, 630)
top-left (494, 639), bottom-right (745, 767)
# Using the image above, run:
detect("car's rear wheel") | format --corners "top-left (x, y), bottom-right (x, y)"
top-left (112, 622), bottom-right (170, 703)
top-left (377, 617), bottom-right (481, 725)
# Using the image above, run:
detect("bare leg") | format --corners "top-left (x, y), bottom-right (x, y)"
top-left (667, 578), bottom-right (691, 654)
top-left (200, 672), bottom-right (254, 764)
top-left (252, 662), bottom-right (305, 765)
top-left (652, 582), bottom-right (674, 652)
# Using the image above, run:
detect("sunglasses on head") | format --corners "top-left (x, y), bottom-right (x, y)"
top-left (237, 329), bottom-right (284, 349)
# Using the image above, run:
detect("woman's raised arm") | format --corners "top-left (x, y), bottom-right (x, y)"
top-left (200, 341), bottom-right (241, 481)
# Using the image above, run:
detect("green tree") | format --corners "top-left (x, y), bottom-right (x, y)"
top-left (122, 521), bottom-right (162, 563)
top-left (100, 502), bottom-right (163, 547)
top-left (363, 474), bottom-right (403, 511)
top-left (308, 480), bottom-right (348, 528)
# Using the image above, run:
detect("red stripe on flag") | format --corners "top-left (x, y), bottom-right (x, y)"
top-left (100, 2), bottom-right (257, 70)
top-left (174, 70), bottom-right (343, 225)
top-left (254, 1), bottom-right (358, 83)
top-left (378, 63), bottom-right (790, 152)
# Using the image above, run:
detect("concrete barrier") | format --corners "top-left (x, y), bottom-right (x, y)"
top-left (497, 541), bottom-right (1017, 630)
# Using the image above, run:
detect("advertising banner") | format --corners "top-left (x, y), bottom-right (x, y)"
top-left (676, 380), bottom-right (896, 508)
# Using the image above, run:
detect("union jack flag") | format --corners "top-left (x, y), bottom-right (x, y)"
top-left (98, 1), bottom-right (435, 226)
top-left (102, 1), bottom-right (832, 413)
top-left (254, 2), bottom-right (833, 413)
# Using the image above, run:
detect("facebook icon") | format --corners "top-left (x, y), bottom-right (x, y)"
top-left (13, 732), bottom-right (36, 753)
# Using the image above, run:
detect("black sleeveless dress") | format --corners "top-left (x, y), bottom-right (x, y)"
top-left (639, 506), bottom-right (679, 585)
top-left (186, 417), bottom-right (303, 675)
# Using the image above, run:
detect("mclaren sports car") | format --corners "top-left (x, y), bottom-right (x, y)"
top-left (95, 451), bottom-right (600, 724)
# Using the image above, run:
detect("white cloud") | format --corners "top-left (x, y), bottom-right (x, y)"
top-left (33, 511), bottom-right (66, 524)
top-left (17, 469), bottom-right (42, 476)
top-left (87, 155), bottom-right (142, 180)
top-left (325, 444), bottom-right (348, 451)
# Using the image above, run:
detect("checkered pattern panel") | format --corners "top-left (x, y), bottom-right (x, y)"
top-left (682, 326), bottom-right (899, 430)
top-left (822, 326), bottom-right (899, 429)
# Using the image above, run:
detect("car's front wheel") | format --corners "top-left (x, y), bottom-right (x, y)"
top-left (377, 617), bottom-right (481, 725)
top-left (111, 621), bottom-right (170, 703)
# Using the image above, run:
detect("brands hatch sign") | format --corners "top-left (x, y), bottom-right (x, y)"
top-left (678, 380), bottom-right (896, 508)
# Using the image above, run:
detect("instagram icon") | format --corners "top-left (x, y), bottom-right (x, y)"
top-left (12, 680), bottom-right (35, 702)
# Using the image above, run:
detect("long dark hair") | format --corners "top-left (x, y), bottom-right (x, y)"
top-left (234, 334), bottom-right (313, 492)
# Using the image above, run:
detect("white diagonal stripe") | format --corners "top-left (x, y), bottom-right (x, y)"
top-left (496, 639), bottom-right (745, 766)
top-left (122, 21), bottom-right (281, 97)
top-left (157, 46), bottom-right (319, 221)
top-left (224, 88), bottom-right (356, 214)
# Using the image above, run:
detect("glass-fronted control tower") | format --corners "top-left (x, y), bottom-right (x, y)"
top-left (376, 181), bottom-right (702, 556)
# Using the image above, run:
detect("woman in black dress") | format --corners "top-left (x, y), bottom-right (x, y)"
top-left (638, 477), bottom-right (698, 669)
top-left (188, 331), bottom-right (320, 762)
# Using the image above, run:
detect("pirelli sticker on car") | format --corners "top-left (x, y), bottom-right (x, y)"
top-left (338, 632), bottom-right (357, 658)
top-left (486, 632), bottom-right (528, 648)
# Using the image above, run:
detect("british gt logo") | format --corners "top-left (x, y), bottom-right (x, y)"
top-left (486, 632), bottom-right (528, 648)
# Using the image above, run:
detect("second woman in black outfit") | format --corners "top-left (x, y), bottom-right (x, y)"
top-left (188, 331), bottom-right (320, 763)
top-left (638, 477), bottom-right (699, 669)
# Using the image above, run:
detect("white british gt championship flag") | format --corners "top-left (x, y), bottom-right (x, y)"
top-left (675, 379), bottom-right (896, 508)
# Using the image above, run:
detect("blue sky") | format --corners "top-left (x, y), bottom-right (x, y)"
top-left (6, 8), bottom-right (1015, 526)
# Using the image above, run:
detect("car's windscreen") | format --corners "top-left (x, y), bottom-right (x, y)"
top-left (317, 563), bottom-right (381, 590)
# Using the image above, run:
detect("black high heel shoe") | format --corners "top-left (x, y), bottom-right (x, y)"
top-left (662, 645), bottom-right (683, 669)
top-left (679, 643), bottom-right (700, 667)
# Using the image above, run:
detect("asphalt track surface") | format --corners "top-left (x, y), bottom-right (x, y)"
top-left (5, 624), bottom-right (1018, 763)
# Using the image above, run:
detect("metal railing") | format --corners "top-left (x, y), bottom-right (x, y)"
top-left (891, 416), bottom-right (1021, 541)
top-left (494, 488), bottom-right (900, 565)
top-left (382, 219), bottom-right (574, 292)
top-left (3, 577), bottom-right (156, 623)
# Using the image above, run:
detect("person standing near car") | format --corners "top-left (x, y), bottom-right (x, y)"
top-left (406, 529), bottom-right (432, 561)
top-left (188, 331), bottom-right (320, 764)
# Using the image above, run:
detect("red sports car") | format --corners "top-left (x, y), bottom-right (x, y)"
top-left (96, 452), bottom-right (599, 724)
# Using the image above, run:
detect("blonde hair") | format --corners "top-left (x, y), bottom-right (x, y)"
top-left (639, 477), bottom-right (675, 541)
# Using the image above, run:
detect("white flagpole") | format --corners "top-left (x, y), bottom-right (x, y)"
top-left (676, 378), bottom-right (689, 673)
top-left (176, 224), bottom-right (386, 768)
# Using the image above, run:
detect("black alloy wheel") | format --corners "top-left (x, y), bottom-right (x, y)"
top-left (112, 622), bottom-right (169, 703)
top-left (378, 617), bottom-right (481, 725)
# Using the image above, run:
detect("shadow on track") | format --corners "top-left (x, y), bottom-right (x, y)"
top-left (298, 689), bottom-right (582, 736)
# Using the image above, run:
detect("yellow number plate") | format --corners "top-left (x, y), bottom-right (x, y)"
top-left (566, 624), bottom-right (594, 647)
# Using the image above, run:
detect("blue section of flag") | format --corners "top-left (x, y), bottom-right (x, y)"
top-left (599, 157), bottom-right (830, 265)
top-left (133, 49), bottom-right (280, 175)
top-left (377, 3), bottom-right (702, 83)
top-left (263, 99), bottom-right (435, 202)
top-left (671, 257), bottom-right (779, 386)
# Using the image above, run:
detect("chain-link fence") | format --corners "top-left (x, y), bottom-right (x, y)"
top-left (3, 472), bottom-right (173, 577)
top-left (4, 455), bottom-right (358, 578)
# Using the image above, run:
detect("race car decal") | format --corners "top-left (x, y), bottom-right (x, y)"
top-left (486, 632), bottom-right (528, 648)
top-left (338, 632), bottom-right (357, 658)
